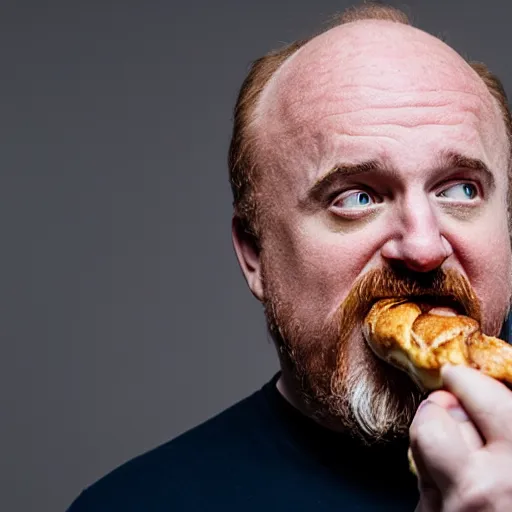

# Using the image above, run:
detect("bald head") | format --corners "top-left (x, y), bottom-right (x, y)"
top-left (229, 8), bottom-right (512, 240)
top-left (261, 20), bottom-right (490, 113)
top-left (230, 9), bottom-right (512, 441)
top-left (255, 20), bottom-right (506, 184)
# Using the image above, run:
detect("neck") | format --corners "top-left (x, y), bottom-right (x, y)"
top-left (276, 372), bottom-right (306, 412)
top-left (270, 369), bottom-right (417, 496)
top-left (276, 369), bottom-right (348, 433)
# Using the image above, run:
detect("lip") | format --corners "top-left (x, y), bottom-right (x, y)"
top-left (414, 295), bottom-right (466, 316)
top-left (366, 295), bottom-right (466, 317)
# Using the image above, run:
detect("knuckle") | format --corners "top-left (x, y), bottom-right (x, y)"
top-left (410, 419), bottom-right (449, 449)
top-left (498, 402), bottom-right (512, 424)
top-left (477, 401), bottom-right (512, 429)
top-left (460, 491), bottom-right (494, 511)
top-left (449, 464), bottom-right (512, 511)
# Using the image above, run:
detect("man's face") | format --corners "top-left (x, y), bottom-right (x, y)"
top-left (242, 21), bottom-right (512, 440)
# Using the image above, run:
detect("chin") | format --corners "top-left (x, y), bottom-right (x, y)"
top-left (327, 336), bottom-right (424, 444)
top-left (284, 331), bottom-right (424, 445)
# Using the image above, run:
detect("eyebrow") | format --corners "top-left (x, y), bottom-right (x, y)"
top-left (439, 152), bottom-right (493, 178)
top-left (299, 160), bottom-right (392, 210)
top-left (299, 151), bottom-right (495, 210)
top-left (434, 151), bottom-right (495, 192)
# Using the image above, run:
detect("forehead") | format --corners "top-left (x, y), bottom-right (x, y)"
top-left (254, 20), bottom-right (507, 188)
top-left (264, 21), bottom-right (484, 104)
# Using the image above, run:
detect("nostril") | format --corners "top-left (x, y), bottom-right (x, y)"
top-left (383, 248), bottom-right (449, 274)
top-left (404, 256), bottom-right (447, 273)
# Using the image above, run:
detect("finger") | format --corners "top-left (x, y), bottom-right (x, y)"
top-left (414, 488), bottom-right (441, 512)
top-left (409, 394), bottom-right (480, 486)
top-left (427, 390), bottom-right (483, 450)
top-left (410, 399), bottom-right (471, 490)
top-left (414, 490), bottom-right (441, 512)
top-left (408, 444), bottom-right (442, 512)
top-left (426, 389), bottom-right (458, 408)
top-left (441, 364), bottom-right (512, 441)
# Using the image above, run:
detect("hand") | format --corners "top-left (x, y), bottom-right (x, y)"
top-left (409, 364), bottom-right (512, 511)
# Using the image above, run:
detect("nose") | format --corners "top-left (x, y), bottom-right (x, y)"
top-left (380, 194), bottom-right (453, 273)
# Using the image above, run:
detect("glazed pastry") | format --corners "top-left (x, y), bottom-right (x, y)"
top-left (363, 298), bottom-right (512, 390)
top-left (363, 298), bottom-right (512, 477)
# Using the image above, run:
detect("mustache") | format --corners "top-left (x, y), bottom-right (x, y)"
top-left (330, 266), bottom-right (482, 401)
top-left (335, 266), bottom-right (481, 332)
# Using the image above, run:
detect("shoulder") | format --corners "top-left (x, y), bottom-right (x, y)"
top-left (66, 387), bottom-right (270, 511)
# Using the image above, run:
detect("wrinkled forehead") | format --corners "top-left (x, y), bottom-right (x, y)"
top-left (254, 20), bottom-right (506, 171)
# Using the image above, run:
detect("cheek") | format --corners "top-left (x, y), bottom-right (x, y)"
top-left (449, 218), bottom-right (512, 332)
top-left (263, 216), bottom-right (381, 318)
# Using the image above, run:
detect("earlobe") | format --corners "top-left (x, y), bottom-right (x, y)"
top-left (232, 216), bottom-right (264, 301)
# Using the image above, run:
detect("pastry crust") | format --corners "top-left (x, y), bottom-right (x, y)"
top-left (363, 298), bottom-right (512, 390)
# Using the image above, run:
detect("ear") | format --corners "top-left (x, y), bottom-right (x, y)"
top-left (232, 216), bottom-right (264, 301)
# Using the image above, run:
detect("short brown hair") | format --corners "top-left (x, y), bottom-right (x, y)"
top-left (228, 3), bottom-right (512, 239)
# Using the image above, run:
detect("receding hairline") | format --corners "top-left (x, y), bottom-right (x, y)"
top-left (254, 18), bottom-right (497, 128)
top-left (228, 5), bottom-right (512, 239)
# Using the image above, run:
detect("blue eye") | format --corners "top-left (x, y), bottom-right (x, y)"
top-left (337, 191), bottom-right (374, 208)
top-left (439, 183), bottom-right (478, 200)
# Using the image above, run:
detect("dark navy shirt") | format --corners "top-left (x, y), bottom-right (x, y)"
top-left (67, 373), bottom-right (420, 511)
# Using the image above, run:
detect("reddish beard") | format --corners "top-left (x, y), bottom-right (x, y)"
top-left (262, 266), bottom-right (482, 444)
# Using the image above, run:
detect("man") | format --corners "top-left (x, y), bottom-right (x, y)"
top-left (68, 3), bottom-right (512, 511)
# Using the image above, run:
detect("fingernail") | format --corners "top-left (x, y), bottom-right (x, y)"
top-left (448, 405), bottom-right (469, 422)
top-left (416, 400), bottom-right (432, 414)
top-left (441, 363), bottom-right (457, 379)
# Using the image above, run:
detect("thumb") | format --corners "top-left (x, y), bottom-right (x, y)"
top-left (410, 399), bottom-right (470, 490)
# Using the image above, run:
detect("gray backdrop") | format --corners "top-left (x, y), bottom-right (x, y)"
top-left (2, 1), bottom-right (512, 511)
